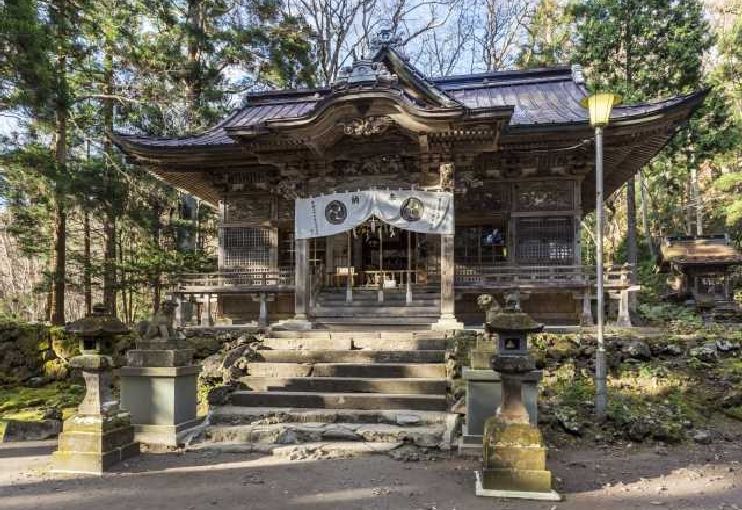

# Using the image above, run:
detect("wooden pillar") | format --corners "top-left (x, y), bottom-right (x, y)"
top-left (344, 232), bottom-right (353, 302)
top-left (325, 235), bottom-right (334, 287)
top-left (406, 230), bottom-right (413, 305)
top-left (433, 233), bottom-right (461, 329)
top-left (294, 238), bottom-right (310, 322)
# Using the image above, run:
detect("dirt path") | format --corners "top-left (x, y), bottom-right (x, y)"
top-left (1, 441), bottom-right (741, 510)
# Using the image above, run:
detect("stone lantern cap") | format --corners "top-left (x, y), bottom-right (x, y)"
top-left (65, 304), bottom-right (130, 337)
top-left (486, 312), bottom-right (543, 335)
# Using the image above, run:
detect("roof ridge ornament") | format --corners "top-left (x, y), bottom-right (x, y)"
top-left (369, 29), bottom-right (404, 54)
top-left (332, 58), bottom-right (398, 90)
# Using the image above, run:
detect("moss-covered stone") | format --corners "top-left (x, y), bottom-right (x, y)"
top-left (484, 419), bottom-right (544, 447)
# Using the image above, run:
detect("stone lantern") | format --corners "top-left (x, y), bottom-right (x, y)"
top-left (475, 299), bottom-right (560, 501)
top-left (459, 295), bottom-right (541, 456)
top-left (52, 305), bottom-right (140, 474)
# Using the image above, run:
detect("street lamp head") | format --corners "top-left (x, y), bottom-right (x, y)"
top-left (580, 92), bottom-right (622, 127)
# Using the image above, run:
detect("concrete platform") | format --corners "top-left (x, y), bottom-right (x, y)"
top-left (475, 471), bottom-right (562, 501)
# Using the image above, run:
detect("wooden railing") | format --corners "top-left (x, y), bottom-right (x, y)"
top-left (455, 264), bottom-right (633, 290)
top-left (327, 268), bottom-right (440, 288)
top-left (175, 268), bottom-right (294, 292)
top-left (173, 264), bottom-right (633, 293)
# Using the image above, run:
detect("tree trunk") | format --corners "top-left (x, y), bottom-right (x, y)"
top-left (51, 200), bottom-right (66, 325)
top-left (639, 170), bottom-right (654, 258)
top-left (185, 0), bottom-right (204, 128)
top-left (103, 45), bottom-right (117, 315)
top-left (83, 208), bottom-right (92, 315)
top-left (626, 177), bottom-right (638, 284)
top-left (51, 0), bottom-right (69, 326)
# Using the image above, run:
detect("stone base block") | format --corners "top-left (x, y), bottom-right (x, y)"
top-left (475, 471), bottom-right (561, 501)
top-left (134, 417), bottom-right (205, 448)
top-left (272, 319), bottom-right (313, 330)
top-left (120, 365), bottom-right (201, 447)
top-left (431, 318), bottom-right (464, 331)
top-left (52, 441), bottom-right (140, 474)
top-left (126, 348), bottom-right (194, 367)
top-left (52, 415), bottom-right (140, 474)
top-left (480, 467), bottom-right (553, 493)
top-left (485, 444), bottom-right (547, 471)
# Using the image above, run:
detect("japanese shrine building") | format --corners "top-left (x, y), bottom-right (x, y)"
top-left (113, 42), bottom-right (705, 328)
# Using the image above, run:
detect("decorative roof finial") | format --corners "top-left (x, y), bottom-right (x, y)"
top-left (369, 28), bottom-right (404, 54)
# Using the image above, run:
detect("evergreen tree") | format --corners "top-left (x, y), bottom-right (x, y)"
top-left (516, 0), bottom-right (574, 68)
top-left (571, 0), bottom-right (712, 279)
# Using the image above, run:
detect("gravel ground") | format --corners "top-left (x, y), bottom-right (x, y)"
top-left (1, 440), bottom-right (741, 510)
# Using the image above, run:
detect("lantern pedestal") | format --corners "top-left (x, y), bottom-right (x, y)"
top-left (52, 355), bottom-right (139, 474)
top-left (476, 411), bottom-right (560, 500)
top-left (120, 301), bottom-right (203, 448)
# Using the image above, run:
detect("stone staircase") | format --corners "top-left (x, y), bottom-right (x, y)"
top-left (200, 328), bottom-right (458, 454)
top-left (311, 289), bottom-right (441, 329)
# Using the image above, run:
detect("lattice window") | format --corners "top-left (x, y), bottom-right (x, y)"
top-left (455, 225), bottom-right (507, 265)
top-left (515, 217), bottom-right (573, 264)
top-left (222, 227), bottom-right (271, 269)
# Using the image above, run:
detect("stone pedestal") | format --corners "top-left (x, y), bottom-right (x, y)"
top-left (52, 354), bottom-right (139, 474)
top-left (475, 420), bottom-right (560, 501)
top-left (120, 365), bottom-right (202, 447)
top-left (120, 305), bottom-right (203, 447)
top-left (52, 413), bottom-right (140, 474)
top-left (458, 368), bottom-right (541, 456)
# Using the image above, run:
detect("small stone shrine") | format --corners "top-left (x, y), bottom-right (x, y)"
top-left (120, 300), bottom-right (202, 447)
top-left (460, 294), bottom-right (541, 456)
top-left (475, 298), bottom-right (560, 501)
top-left (52, 305), bottom-right (140, 474)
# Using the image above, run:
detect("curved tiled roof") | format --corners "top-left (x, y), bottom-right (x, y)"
top-left (114, 60), bottom-right (702, 150)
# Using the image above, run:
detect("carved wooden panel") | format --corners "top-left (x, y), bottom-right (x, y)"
top-left (514, 181), bottom-right (574, 212)
top-left (224, 196), bottom-right (273, 224)
top-left (457, 186), bottom-right (511, 214)
top-left (277, 198), bottom-right (295, 222)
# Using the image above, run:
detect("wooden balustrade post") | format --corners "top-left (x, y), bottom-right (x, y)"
top-left (433, 233), bottom-right (462, 330)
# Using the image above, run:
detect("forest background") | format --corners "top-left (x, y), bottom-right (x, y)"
top-left (0, 0), bottom-right (741, 325)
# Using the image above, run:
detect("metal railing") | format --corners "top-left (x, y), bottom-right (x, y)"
top-left (455, 264), bottom-right (633, 290)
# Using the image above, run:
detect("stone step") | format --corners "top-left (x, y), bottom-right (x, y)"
top-left (254, 349), bottom-right (446, 364)
top-left (210, 406), bottom-right (453, 426)
top-left (203, 422), bottom-right (446, 447)
top-left (259, 337), bottom-right (448, 351)
top-left (265, 330), bottom-right (446, 339)
top-left (240, 376), bottom-right (447, 394)
top-left (317, 298), bottom-right (441, 306)
top-left (245, 362), bottom-right (446, 379)
top-left (229, 391), bottom-right (448, 411)
top-left (313, 317), bottom-right (438, 328)
top-left (190, 441), bottom-right (404, 459)
top-left (311, 306), bottom-right (440, 317)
